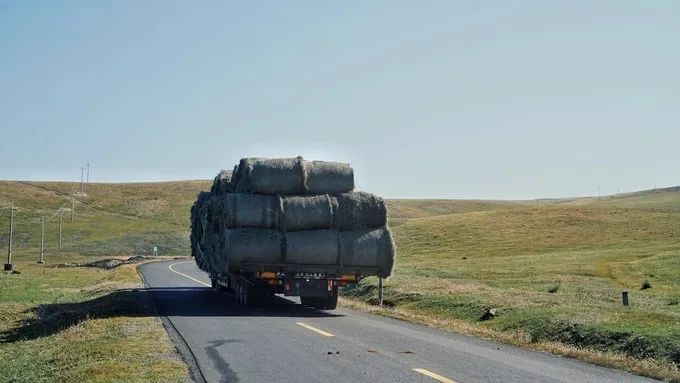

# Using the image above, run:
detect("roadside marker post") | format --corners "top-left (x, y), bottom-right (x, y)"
top-left (38, 216), bottom-right (45, 264)
top-left (378, 277), bottom-right (383, 307)
top-left (622, 291), bottom-right (629, 306)
top-left (58, 209), bottom-right (62, 247)
top-left (71, 191), bottom-right (75, 222)
top-left (4, 204), bottom-right (14, 271)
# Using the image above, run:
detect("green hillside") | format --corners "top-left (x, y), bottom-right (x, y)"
top-left (566, 186), bottom-right (680, 211)
top-left (0, 180), bottom-right (209, 258)
top-left (1, 180), bottom-right (679, 380)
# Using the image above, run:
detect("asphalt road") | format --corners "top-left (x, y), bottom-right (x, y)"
top-left (139, 260), bottom-right (660, 383)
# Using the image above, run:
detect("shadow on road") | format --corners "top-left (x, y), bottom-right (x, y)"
top-left (0, 287), bottom-right (342, 343)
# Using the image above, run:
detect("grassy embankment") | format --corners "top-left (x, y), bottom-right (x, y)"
top-left (0, 181), bottom-right (205, 382)
top-left (348, 188), bottom-right (680, 382)
top-left (1, 180), bottom-right (679, 381)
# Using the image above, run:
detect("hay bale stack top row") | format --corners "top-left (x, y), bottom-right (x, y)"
top-left (191, 157), bottom-right (395, 278)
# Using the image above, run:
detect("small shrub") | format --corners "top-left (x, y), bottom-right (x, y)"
top-left (668, 298), bottom-right (679, 306)
top-left (547, 284), bottom-right (560, 294)
top-left (640, 280), bottom-right (652, 290)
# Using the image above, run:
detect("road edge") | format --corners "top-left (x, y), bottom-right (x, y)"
top-left (136, 261), bottom-right (208, 383)
top-left (339, 297), bottom-right (678, 383)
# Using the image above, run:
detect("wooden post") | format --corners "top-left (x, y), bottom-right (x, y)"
top-left (38, 217), bottom-right (45, 264)
top-left (4, 204), bottom-right (13, 271)
top-left (71, 192), bottom-right (75, 222)
top-left (622, 291), bottom-right (629, 306)
top-left (378, 277), bottom-right (383, 307)
top-left (58, 209), bottom-right (62, 247)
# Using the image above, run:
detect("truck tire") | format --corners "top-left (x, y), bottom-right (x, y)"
top-left (300, 296), bottom-right (321, 307)
top-left (301, 287), bottom-right (338, 310)
top-left (243, 284), bottom-right (250, 306)
top-left (324, 287), bottom-right (338, 310)
top-left (236, 280), bottom-right (253, 306)
top-left (237, 283), bottom-right (245, 305)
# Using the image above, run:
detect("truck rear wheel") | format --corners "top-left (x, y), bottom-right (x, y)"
top-left (237, 283), bottom-right (244, 305)
top-left (301, 287), bottom-right (338, 310)
top-left (300, 296), bottom-right (321, 307)
top-left (236, 280), bottom-right (254, 306)
top-left (324, 288), bottom-right (338, 310)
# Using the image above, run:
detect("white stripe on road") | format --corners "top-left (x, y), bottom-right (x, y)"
top-left (168, 261), bottom-right (211, 287)
top-left (413, 368), bottom-right (457, 383)
top-left (296, 322), bottom-right (335, 337)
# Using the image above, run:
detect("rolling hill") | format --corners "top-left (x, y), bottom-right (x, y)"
top-left (1, 179), bottom-right (679, 378)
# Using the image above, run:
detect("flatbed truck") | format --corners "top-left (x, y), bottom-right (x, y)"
top-left (209, 263), bottom-right (379, 310)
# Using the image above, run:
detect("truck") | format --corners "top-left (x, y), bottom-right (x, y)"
top-left (191, 158), bottom-right (395, 310)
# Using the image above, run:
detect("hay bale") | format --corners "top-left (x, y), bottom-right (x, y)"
top-left (285, 230), bottom-right (339, 265)
top-left (216, 193), bottom-right (281, 229)
top-left (222, 229), bottom-right (283, 271)
top-left (191, 191), bottom-right (212, 271)
top-left (340, 227), bottom-right (395, 278)
top-left (282, 195), bottom-right (334, 231)
top-left (210, 170), bottom-right (232, 195)
top-left (334, 191), bottom-right (386, 230)
top-left (234, 157), bottom-right (304, 195)
top-left (282, 192), bottom-right (384, 231)
top-left (201, 195), bottom-right (223, 272)
top-left (232, 157), bottom-right (354, 195)
top-left (303, 160), bottom-right (354, 194)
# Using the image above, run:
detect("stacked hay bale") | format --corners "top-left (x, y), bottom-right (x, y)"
top-left (190, 157), bottom-right (395, 278)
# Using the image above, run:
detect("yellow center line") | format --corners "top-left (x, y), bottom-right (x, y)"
top-left (296, 322), bottom-right (335, 337)
top-left (168, 261), bottom-right (211, 287)
top-left (413, 368), bottom-right (457, 383)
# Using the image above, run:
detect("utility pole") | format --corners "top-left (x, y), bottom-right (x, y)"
top-left (38, 216), bottom-right (45, 264)
top-left (58, 209), bottom-right (63, 247)
top-left (4, 204), bottom-right (14, 271)
top-left (87, 163), bottom-right (90, 184)
top-left (80, 167), bottom-right (84, 194)
top-left (71, 191), bottom-right (75, 222)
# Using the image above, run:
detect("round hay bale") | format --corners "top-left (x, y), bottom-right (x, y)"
top-left (231, 157), bottom-right (354, 195)
top-left (223, 229), bottom-right (283, 271)
top-left (217, 193), bottom-right (281, 229)
top-left (334, 191), bottom-right (387, 230)
top-left (285, 230), bottom-right (339, 265)
top-left (282, 195), bottom-right (334, 232)
top-left (303, 160), bottom-right (354, 195)
top-left (210, 169), bottom-right (233, 195)
top-left (340, 227), bottom-right (395, 278)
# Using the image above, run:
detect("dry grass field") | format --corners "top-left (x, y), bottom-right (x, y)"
top-left (1, 180), bottom-right (678, 381)
top-left (349, 187), bottom-right (680, 381)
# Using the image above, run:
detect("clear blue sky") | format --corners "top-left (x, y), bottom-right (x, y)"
top-left (1, 1), bottom-right (678, 199)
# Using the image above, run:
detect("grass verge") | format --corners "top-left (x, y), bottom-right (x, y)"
top-left (340, 285), bottom-right (680, 383)
top-left (0, 253), bottom-right (189, 383)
